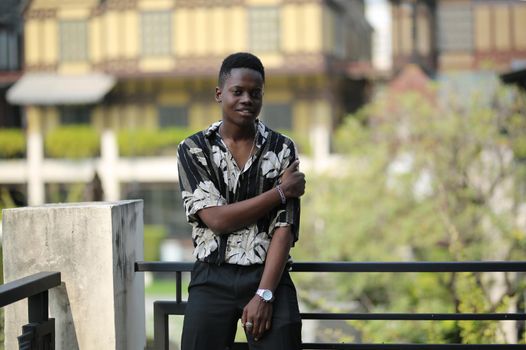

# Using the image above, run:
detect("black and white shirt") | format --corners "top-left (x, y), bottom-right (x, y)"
top-left (177, 120), bottom-right (300, 266)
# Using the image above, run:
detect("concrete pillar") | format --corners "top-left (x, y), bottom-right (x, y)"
top-left (99, 129), bottom-right (120, 201)
top-left (2, 200), bottom-right (145, 350)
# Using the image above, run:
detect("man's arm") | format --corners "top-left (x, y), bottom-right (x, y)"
top-left (197, 160), bottom-right (304, 234)
top-left (241, 226), bottom-right (293, 339)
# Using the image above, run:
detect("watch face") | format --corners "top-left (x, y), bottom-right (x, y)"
top-left (257, 288), bottom-right (273, 302)
top-left (262, 290), bottom-right (272, 301)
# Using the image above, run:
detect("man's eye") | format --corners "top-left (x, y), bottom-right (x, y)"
top-left (252, 91), bottom-right (262, 99)
top-left (233, 90), bottom-right (242, 96)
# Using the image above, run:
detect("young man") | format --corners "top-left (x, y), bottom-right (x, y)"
top-left (177, 52), bottom-right (305, 350)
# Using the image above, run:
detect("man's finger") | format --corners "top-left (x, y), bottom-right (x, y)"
top-left (241, 308), bottom-right (247, 326)
top-left (285, 160), bottom-right (300, 173)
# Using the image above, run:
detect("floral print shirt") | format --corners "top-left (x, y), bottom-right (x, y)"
top-left (177, 120), bottom-right (300, 266)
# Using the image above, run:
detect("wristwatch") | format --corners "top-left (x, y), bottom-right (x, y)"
top-left (256, 288), bottom-right (274, 303)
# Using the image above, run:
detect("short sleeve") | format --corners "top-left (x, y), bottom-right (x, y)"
top-left (177, 137), bottom-right (226, 224)
top-left (270, 138), bottom-right (301, 244)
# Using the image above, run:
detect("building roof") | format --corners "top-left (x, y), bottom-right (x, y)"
top-left (6, 72), bottom-right (116, 105)
top-left (389, 64), bottom-right (433, 95)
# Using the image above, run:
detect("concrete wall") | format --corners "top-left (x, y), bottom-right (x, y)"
top-left (2, 200), bottom-right (145, 350)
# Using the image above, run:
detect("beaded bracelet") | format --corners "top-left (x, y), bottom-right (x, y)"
top-left (276, 185), bottom-right (287, 205)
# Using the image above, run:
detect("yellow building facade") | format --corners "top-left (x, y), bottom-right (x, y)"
top-left (19, 0), bottom-right (371, 150)
top-left (391, 0), bottom-right (526, 73)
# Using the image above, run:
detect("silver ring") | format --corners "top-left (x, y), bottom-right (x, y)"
top-left (245, 321), bottom-right (253, 329)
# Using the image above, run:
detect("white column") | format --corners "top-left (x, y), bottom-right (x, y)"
top-left (310, 101), bottom-right (331, 167)
top-left (26, 107), bottom-right (45, 205)
top-left (99, 129), bottom-right (120, 201)
top-left (2, 200), bottom-right (146, 350)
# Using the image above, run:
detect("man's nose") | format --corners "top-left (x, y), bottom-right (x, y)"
top-left (240, 92), bottom-right (253, 104)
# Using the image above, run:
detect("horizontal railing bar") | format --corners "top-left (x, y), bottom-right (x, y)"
top-left (147, 301), bottom-right (526, 321)
top-left (135, 261), bottom-right (193, 272)
top-left (298, 344), bottom-right (526, 349)
top-left (135, 261), bottom-right (526, 273)
top-left (0, 272), bottom-right (61, 308)
top-left (232, 343), bottom-right (526, 349)
top-left (301, 312), bottom-right (526, 320)
top-left (290, 261), bottom-right (526, 273)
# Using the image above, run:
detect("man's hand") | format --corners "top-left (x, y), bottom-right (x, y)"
top-left (280, 160), bottom-right (305, 198)
top-left (241, 295), bottom-right (273, 341)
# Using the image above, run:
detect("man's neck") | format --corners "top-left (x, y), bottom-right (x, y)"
top-left (220, 121), bottom-right (257, 142)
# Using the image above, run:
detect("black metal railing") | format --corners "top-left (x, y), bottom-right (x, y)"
top-left (135, 261), bottom-right (526, 350)
top-left (0, 271), bottom-right (61, 350)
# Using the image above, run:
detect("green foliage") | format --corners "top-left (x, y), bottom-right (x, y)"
top-left (45, 125), bottom-right (99, 158)
top-left (118, 127), bottom-right (196, 157)
top-left (144, 225), bottom-right (167, 261)
top-left (297, 80), bottom-right (526, 343)
top-left (0, 128), bottom-right (25, 158)
top-left (46, 183), bottom-right (87, 203)
top-left (456, 273), bottom-right (499, 343)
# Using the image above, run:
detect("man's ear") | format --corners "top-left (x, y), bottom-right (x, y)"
top-left (215, 87), bottom-right (222, 103)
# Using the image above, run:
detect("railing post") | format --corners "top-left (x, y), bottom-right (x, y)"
top-left (17, 290), bottom-right (55, 350)
top-left (154, 302), bottom-right (169, 350)
top-left (28, 290), bottom-right (48, 323)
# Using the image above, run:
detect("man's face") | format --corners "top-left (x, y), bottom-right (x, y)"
top-left (215, 68), bottom-right (264, 128)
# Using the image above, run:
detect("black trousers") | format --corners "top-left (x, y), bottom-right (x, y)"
top-left (181, 261), bottom-right (302, 350)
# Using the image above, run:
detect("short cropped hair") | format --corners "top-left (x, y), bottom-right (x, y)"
top-left (218, 52), bottom-right (265, 87)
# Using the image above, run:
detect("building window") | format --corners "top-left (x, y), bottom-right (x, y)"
top-left (141, 11), bottom-right (172, 56)
top-left (60, 20), bottom-right (88, 62)
top-left (437, 2), bottom-right (473, 52)
top-left (59, 106), bottom-right (91, 125)
top-left (249, 7), bottom-right (280, 52)
top-left (261, 103), bottom-right (292, 131)
top-left (333, 11), bottom-right (346, 58)
top-left (158, 106), bottom-right (188, 128)
top-left (0, 28), bottom-right (20, 70)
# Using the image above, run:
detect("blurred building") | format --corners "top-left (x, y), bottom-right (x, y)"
top-left (0, 0), bottom-right (372, 241)
top-left (390, 0), bottom-right (526, 75)
top-left (0, 0), bottom-right (23, 128)
top-left (0, 0), bottom-right (26, 207)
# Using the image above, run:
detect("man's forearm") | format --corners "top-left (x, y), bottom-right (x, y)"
top-left (258, 226), bottom-right (293, 292)
top-left (198, 187), bottom-right (283, 234)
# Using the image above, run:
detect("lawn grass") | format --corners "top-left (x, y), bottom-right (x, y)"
top-left (145, 277), bottom-right (190, 297)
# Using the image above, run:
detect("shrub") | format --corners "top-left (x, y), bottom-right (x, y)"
top-left (513, 137), bottom-right (526, 161)
top-left (118, 127), bottom-right (196, 157)
top-left (144, 225), bottom-right (167, 261)
top-left (0, 128), bottom-right (25, 158)
top-left (45, 125), bottom-right (99, 158)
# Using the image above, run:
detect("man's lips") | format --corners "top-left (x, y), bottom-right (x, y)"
top-left (237, 109), bottom-right (255, 115)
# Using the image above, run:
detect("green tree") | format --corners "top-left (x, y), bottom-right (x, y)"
top-left (296, 78), bottom-right (526, 344)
